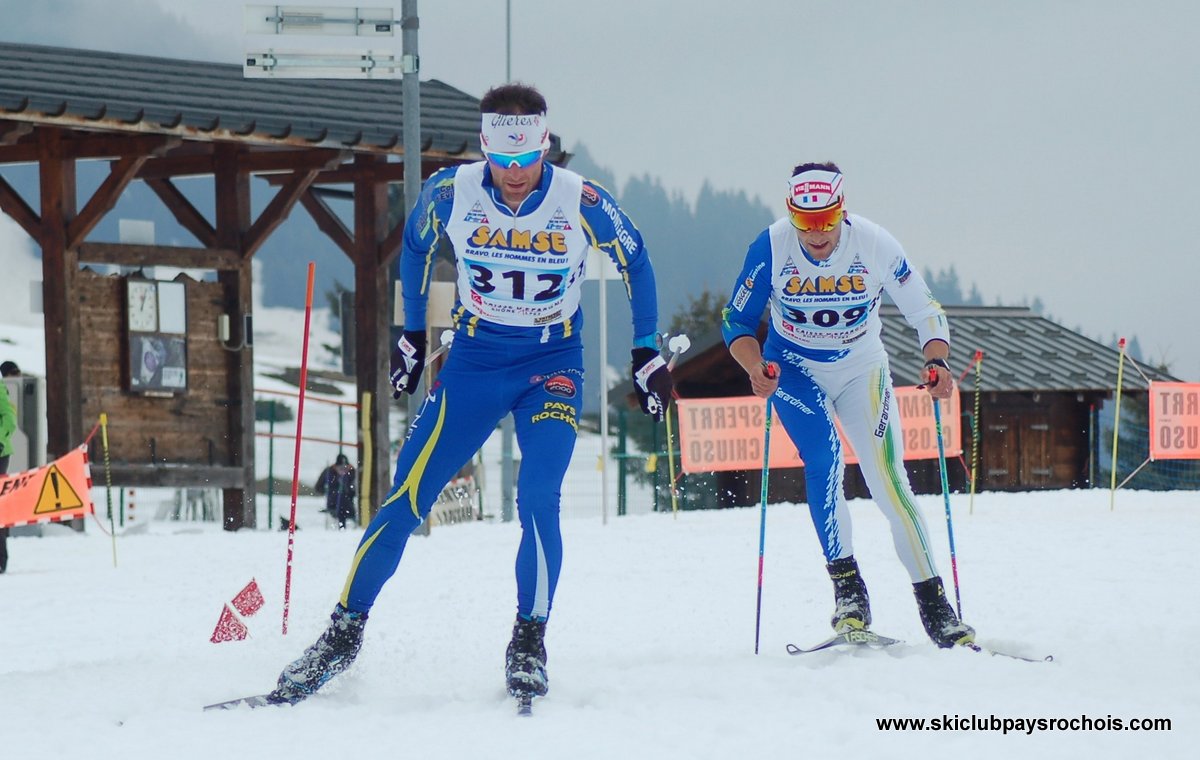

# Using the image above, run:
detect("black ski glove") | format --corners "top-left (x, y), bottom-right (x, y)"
top-left (632, 347), bottom-right (674, 421)
top-left (389, 330), bottom-right (427, 399)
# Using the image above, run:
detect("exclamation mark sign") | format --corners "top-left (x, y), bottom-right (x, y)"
top-left (34, 465), bottom-right (79, 516)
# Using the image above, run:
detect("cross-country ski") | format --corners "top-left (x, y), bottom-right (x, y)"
top-left (786, 629), bottom-right (904, 654)
top-left (202, 692), bottom-right (298, 711)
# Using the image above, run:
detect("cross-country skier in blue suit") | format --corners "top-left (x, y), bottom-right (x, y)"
top-left (272, 83), bottom-right (674, 708)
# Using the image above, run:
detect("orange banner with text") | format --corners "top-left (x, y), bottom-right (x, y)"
top-left (676, 387), bottom-right (961, 474)
top-left (0, 445), bottom-right (95, 529)
top-left (1149, 382), bottom-right (1200, 461)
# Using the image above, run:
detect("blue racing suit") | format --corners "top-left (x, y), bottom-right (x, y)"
top-left (339, 162), bottom-right (659, 620)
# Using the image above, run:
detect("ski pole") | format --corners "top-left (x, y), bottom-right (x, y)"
top-left (427, 329), bottom-right (456, 364)
top-left (664, 334), bottom-right (691, 518)
top-left (930, 369), bottom-right (963, 618)
top-left (282, 261), bottom-right (316, 635)
top-left (754, 361), bottom-right (778, 655)
top-left (666, 334), bottom-right (691, 371)
top-left (665, 405), bottom-right (680, 517)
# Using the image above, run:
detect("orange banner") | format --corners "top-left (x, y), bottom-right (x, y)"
top-left (1149, 382), bottom-right (1200, 461)
top-left (892, 385), bottom-right (962, 461)
top-left (0, 445), bottom-right (95, 529)
top-left (677, 386), bottom-right (960, 474)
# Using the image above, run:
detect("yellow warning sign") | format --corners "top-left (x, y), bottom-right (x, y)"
top-left (34, 464), bottom-right (85, 514)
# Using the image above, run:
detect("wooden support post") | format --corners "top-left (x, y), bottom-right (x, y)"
top-left (214, 143), bottom-right (258, 530)
top-left (39, 128), bottom-right (83, 459)
top-left (354, 154), bottom-right (393, 524)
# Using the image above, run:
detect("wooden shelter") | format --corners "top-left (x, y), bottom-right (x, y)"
top-left (0, 41), bottom-right (566, 529)
top-left (615, 305), bottom-right (1176, 507)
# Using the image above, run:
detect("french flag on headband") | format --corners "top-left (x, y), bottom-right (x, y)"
top-left (788, 170), bottom-right (844, 210)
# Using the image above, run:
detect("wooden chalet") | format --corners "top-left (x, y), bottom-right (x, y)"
top-left (615, 305), bottom-right (1176, 507)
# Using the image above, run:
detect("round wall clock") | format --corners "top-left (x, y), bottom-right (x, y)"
top-left (126, 279), bottom-right (158, 332)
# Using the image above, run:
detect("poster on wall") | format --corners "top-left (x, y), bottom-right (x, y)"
top-left (128, 334), bottom-right (187, 393)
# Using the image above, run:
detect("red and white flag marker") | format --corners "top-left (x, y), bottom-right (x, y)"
top-left (209, 578), bottom-right (266, 644)
top-left (230, 578), bottom-right (266, 618)
top-left (210, 604), bottom-right (250, 644)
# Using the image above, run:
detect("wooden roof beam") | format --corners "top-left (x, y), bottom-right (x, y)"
top-left (0, 142), bottom-right (39, 164)
top-left (240, 156), bottom-right (475, 187)
top-left (0, 174), bottom-right (41, 241)
top-left (62, 133), bottom-right (182, 160)
top-left (0, 130), bottom-right (183, 164)
top-left (78, 241), bottom-right (242, 270)
top-left (136, 146), bottom-right (350, 180)
top-left (239, 147), bottom-right (350, 175)
top-left (145, 176), bottom-right (218, 248)
top-left (67, 154), bottom-right (150, 249)
top-left (137, 152), bottom-right (216, 179)
top-left (299, 186), bottom-right (353, 258)
top-left (242, 167), bottom-right (321, 258)
top-left (0, 120), bottom-right (33, 146)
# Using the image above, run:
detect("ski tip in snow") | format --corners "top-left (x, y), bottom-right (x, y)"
top-left (203, 695), bottom-right (272, 711)
top-left (961, 641), bottom-right (1053, 662)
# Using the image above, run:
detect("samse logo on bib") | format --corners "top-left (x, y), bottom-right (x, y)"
top-left (469, 225), bottom-right (568, 255)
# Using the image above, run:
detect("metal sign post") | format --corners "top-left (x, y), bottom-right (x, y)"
top-left (586, 249), bottom-right (619, 524)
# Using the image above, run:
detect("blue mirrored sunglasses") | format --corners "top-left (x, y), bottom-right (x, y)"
top-left (485, 149), bottom-right (543, 169)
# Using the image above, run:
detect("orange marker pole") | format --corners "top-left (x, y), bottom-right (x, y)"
top-left (282, 262), bottom-right (316, 635)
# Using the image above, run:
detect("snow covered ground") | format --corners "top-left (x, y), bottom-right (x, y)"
top-left (1, 488), bottom-right (1195, 759)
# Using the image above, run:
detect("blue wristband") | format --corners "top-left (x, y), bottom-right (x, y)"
top-left (633, 333), bottom-right (662, 350)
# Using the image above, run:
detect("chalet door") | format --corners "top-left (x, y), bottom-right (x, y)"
top-left (983, 411), bottom-right (1019, 489)
top-left (1021, 412), bottom-right (1053, 486)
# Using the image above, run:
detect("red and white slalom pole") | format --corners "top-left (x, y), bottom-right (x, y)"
top-left (281, 262), bottom-right (316, 635)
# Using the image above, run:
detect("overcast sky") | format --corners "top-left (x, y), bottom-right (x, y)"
top-left (3, 0), bottom-right (1198, 380)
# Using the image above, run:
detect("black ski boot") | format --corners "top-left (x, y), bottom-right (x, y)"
top-left (827, 556), bottom-right (872, 633)
top-left (505, 615), bottom-right (548, 697)
top-left (914, 577), bottom-right (975, 648)
top-left (274, 604), bottom-right (367, 700)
